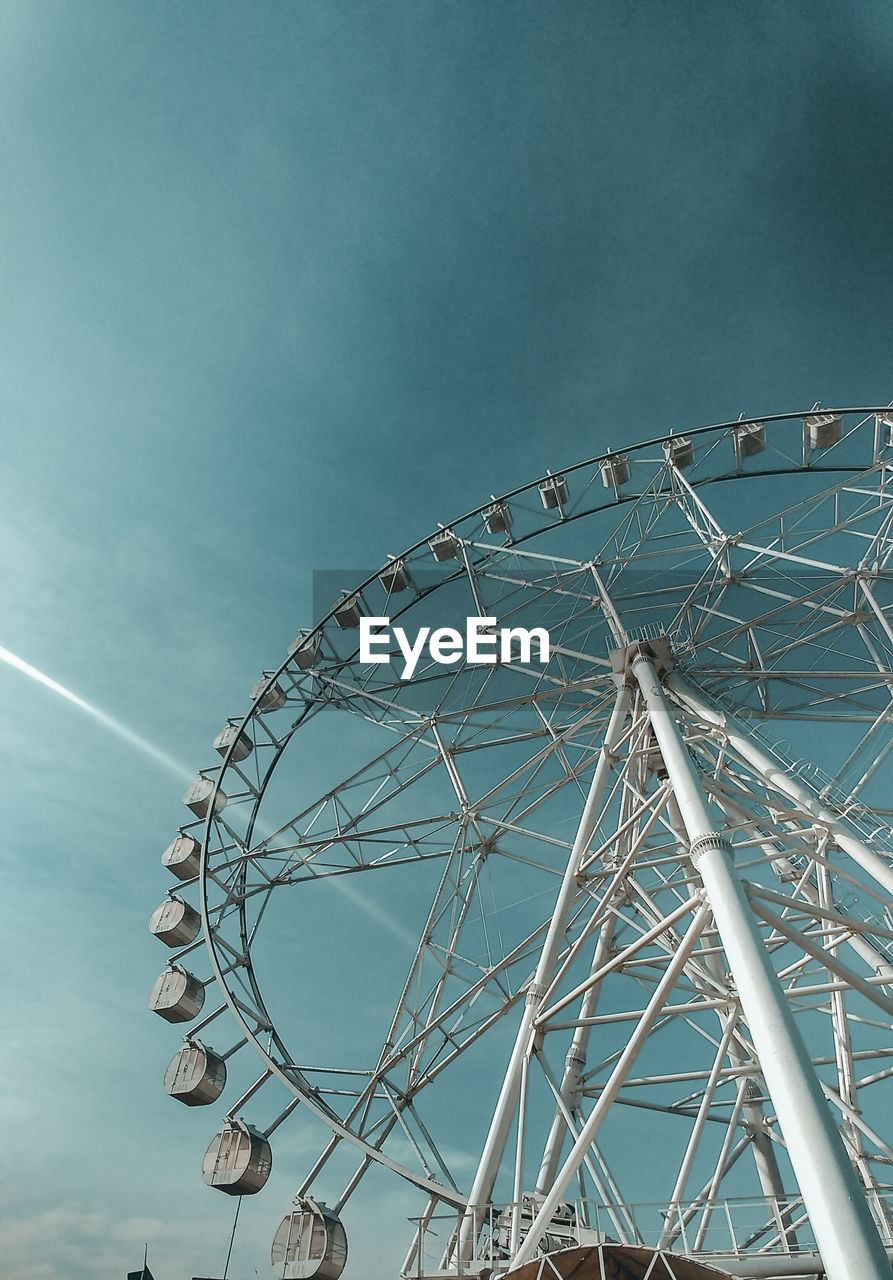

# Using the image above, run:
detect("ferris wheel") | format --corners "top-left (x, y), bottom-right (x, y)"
top-left (148, 406), bottom-right (893, 1280)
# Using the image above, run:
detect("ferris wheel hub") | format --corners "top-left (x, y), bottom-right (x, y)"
top-left (610, 634), bottom-right (676, 678)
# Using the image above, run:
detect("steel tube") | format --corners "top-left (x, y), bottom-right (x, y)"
top-left (633, 653), bottom-right (891, 1280)
top-left (510, 904), bottom-right (710, 1269)
top-left (535, 911), bottom-right (616, 1195)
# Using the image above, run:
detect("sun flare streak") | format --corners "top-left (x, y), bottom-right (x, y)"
top-left (0, 646), bottom-right (418, 945)
top-left (0, 645), bottom-right (193, 781)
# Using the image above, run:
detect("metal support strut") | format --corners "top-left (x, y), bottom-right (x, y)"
top-left (459, 682), bottom-right (633, 1260)
top-left (630, 647), bottom-right (891, 1280)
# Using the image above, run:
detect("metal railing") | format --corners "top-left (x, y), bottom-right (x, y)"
top-left (403, 1189), bottom-right (893, 1278)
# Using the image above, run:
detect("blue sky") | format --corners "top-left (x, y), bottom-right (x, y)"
top-left (1, 2), bottom-right (893, 1277)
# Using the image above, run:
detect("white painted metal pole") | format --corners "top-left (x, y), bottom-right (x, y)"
top-left (633, 653), bottom-right (891, 1280)
top-left (535, 911), bottom-right (616, 1194)
top-left (460, 682), bottom-right (632, 1256)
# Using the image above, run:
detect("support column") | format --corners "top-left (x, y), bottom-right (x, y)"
top-left (631, 650), bottom-right (891, 1280)
top-left (535, 910), bottom-right (616, 1195)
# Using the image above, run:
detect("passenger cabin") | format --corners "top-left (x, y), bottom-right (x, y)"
top-left (538, 475), bottom-right (568, 510)
top-left (212, 724), bottom-right (253, 761)
top-left (162, 834), bottom-right (201, 881)
top-left (663, 436), bottom-right (693, 469)
top-left (149, 896), bottom-right (201, 948)
top-left (429, 529), bottom-right (459, 561)
top-left (483, 501), bottom-right (511, 535)
top-left (600, 453), bottom-right (630, 489)
top-left (333, 593), bottom-right (362, 629)
top-left (163, 1041), bottom-right (226, 1106)
top-left (288, 631), bottom-right (319, 668)
top-left (733, 421), bottom-right (766, 458)
top-left (202, 1120), bottom-right (272, 1195)
top-left (271, 1199), bottom-right (348, 1280)
top-left (183, 778), bottom-right (226, 820)
top-left (251, 677), bottom-right (287, 711)
top-left (804, 412), bottom-right (842, 450)
top-left (148, 966), bottom-right (205, 1023)
top-left (379, 559), bottom-right (408, 592)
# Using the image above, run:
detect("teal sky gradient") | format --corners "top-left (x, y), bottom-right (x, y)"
top-left (1, 3), bottom-right (892, 1277)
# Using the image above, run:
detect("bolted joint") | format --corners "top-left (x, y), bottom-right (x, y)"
top-left (564, 1044), bottom-right (586, 1072)
top-left (688, 831), bottom-right (734, 868)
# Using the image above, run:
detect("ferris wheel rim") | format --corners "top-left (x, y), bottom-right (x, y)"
top-left (203, 408), bottom-right (893, 1122)
top-left (220, 407), bottom-right (893, 706)
top-left (154, 405), bottom-right (893, 1266)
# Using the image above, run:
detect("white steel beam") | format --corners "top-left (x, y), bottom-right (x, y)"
top-left (535, 911), bottom-right (617, 1196)
top-left (509, 902), bottom-right (711, 1269)
top-left (632, 652), bottom-right (891, 1280)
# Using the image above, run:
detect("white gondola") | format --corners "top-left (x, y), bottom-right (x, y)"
top-left (333, 593), bottom-right (362, 629)
top-left (379, 559), bottom-right (408, 592)
top-left (538, 475), bottom-right (567, 509)
top-left (271, 1198), bottom-right (348, 1280)
top-left (804, 412), bottom-right (842, 450)
top-left (163, 1041), bottom-right (226, 1107)
top-left (212, 723), bottom-right (253, 761)
top-left (161, 834), bottom-right (201, 880)
top-left (251, 677), bottom-right (287, 711)
top-left (288, 631), bottom-right (319, 669)
top-left (202, 1120), bottom-right (272, 1195)
top-left (877, 410), bottom-right (893, 447)
top-left (149, 896), bottom-right (201, 947)
top-left (483, 501), bottom-right (511, 534)
top-left (148, 965), bottom-right (205, 1023)
top-left (733, 420), bottom-right (766, 457)
top-left (183, 777), bottom-right (226, 820)
top-left (429, 529), bottom-right (459, 561)
top-left (663, 435), bottom-right (693, 469)
top-left (600, 452), bottom-right (630, 488)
